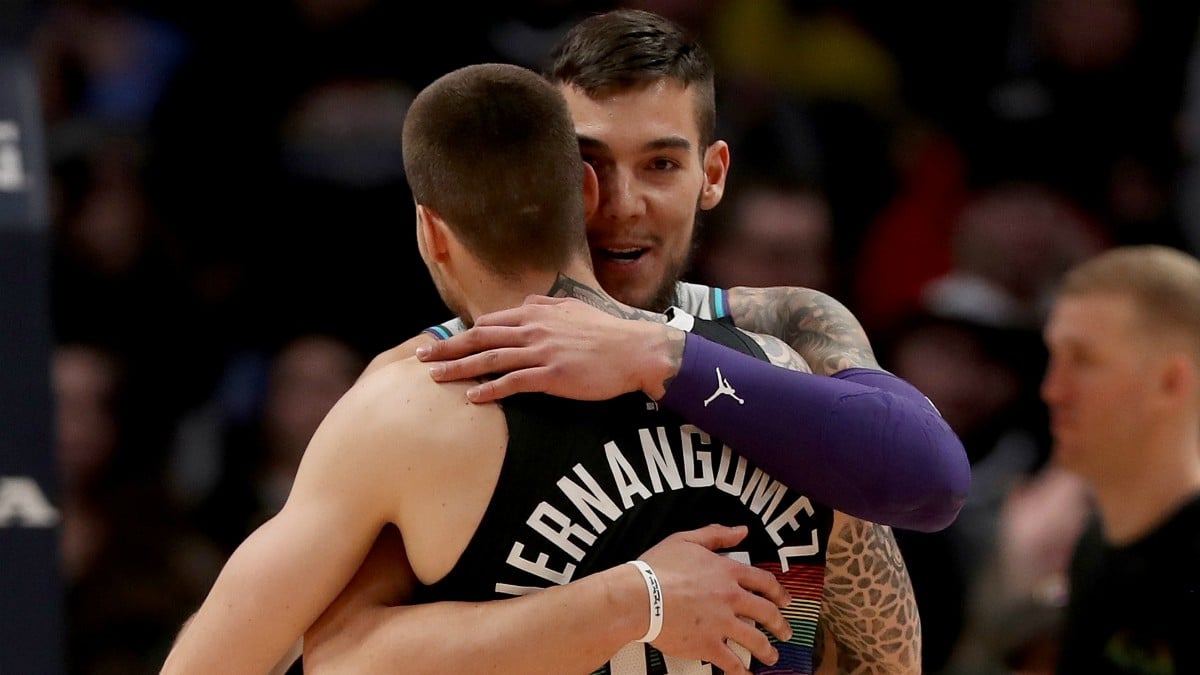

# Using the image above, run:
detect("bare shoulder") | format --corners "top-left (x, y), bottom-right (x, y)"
top-left (353, 356), bottom-right (507, 470)
top-left (725, 286), bottom-right (879, 374)
top-left (345, 357), bottom-right (508, 581)
top-left (360, 332), bottom-right (438, 380)
top-left (350, 356), bottom-right (482, 436)
top-left (302, 357), bottom-right (460, 474)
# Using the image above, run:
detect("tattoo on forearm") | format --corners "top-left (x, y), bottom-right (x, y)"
top-left (658, 327), bottom-right (687, 394)
top-left (820, 517), bottom-right (921, 673)
top-left (728, 287), bottom-right (879, 375)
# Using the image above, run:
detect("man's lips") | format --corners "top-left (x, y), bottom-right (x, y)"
top-left (1047, 411), bottom-right (1074, 436)
top-left (595, 246), bottom-right (649, 262)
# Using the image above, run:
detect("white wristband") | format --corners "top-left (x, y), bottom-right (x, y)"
top-left (626, 560), bottom-right (663, 643)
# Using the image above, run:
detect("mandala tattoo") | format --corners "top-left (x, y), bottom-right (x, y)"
top-left (820, 516), bottom-right (922, 673)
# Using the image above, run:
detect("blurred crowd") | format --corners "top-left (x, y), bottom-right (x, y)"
top-left (11, 0), bottom-right (1200, 672)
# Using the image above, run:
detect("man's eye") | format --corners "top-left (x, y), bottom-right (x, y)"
top-left (649, 158), bottom-right (678, 171)
top-left (583, 156), bottom-right (610, 172)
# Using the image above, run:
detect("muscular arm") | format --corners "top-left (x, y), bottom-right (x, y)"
top-left (304, 525), bottom-right (648, 675)
top-left (817, 512), bottom-right (921, 674)
top-left (305, 524), bottom-right (795, 675)
top-left (421, 293), bottom-right (969, 532)
top-left (738, 329), bottom-right (923, 673)
top-left (725, 286), bottom-right (877, 375)
top-left (659, 328), bottom-right (969, 533)
top-left (161, 384), bottom-right (400, 674)
top-left (306, 309), bottom-right (924, 673)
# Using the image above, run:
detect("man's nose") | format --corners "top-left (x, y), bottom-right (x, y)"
top-left (601, 169), bottom-right (646, 220)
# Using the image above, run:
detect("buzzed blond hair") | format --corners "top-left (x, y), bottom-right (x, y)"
top-left (1058, 245), bottom-right (1200, 361)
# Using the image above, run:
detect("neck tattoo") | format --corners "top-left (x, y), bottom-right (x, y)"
top-left (547, 274), bottom-right (659, 322)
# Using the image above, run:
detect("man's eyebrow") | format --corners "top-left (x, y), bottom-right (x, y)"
top-left (576, 135), bottom-right (608, 153)
top-left (576, 134), bottom-right (692, 153)
top-left (644, 136), bottom-right (692, 152)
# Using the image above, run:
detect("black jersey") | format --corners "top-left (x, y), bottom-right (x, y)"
top-left (1057, 494), bottom-right (1200, 675)
top-left (414, 314), bottom-right (834, 674)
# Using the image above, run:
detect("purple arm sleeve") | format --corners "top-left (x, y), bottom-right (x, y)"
top-left (658, 332), bottom-right (970, 532)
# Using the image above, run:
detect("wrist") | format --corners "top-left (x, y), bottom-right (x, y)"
top-left (625, 560), bottom-right (663, 643)
top-left (639, 322), bottom-right (685, 400)
top-left (598, 559), bottom-right (659, 645)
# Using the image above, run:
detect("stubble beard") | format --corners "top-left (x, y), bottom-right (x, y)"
top-left (642, 208), bottom-right (704, 313)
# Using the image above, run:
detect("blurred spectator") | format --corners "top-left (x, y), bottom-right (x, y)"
top-left (858, 177), bottom-right (1110, 336)
top-left (483, 1), bottom-right (616, 70)
top-left (706, 0), bottom-right (901, 116)
top-left (695, 172), bottom-right (837, 295)
top-left (951, 0), bottom-right (1197, 250)
top-left (922, 180), bottom-right (1110, 330)
top-left (49, 129), bottom-right (208, 474)
top-left (143, 0), bottom-right (491, 363)
top-left (1040, 245), bottom-right (1200, 673)
top-left (701, 0), bottom-right (902, 271)
top-left (56, 342), bottom-right (125, 586)
top-left (953, 464), bottom-right (1090, 675)
top-left (54, 342), bottom-right (221, 675)
top-left (867, 180), bottom-right (1105, 672)
top-left (33, 0), bottom-right (189, 130)
top-left (879, 309), bottom-right (1052, 673)
top-left (1173, 13), bottom-right (1200, 255)
top-left (174, 333), bottom-right (366, 554)
top-left (850, 130), bottom-right (972, 334)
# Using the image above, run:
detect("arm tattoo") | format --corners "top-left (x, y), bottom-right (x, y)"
top-left (820, 515), bottom-right (922, 673)
top-left (727, 287), bottom-right (879, 375)
top-left (742, 330), bottom-right (813, 374)
top-left (658, 327), bottom-right (687, 394)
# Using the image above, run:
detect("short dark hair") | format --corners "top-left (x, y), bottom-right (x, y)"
top-left (402, 63), bottom-right (588, 275)
top-left (544, 9), bottom-right (717, 148)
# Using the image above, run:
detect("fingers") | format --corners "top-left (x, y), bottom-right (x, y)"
top-left (463, 368), bottom-right (553, 403)
top-left (473, 297), bottom-right (578, 327)
top-left (700, 643), bottom-right (756, 675)
top-left (725, 613), bottom-right (782, 668)
top-left (425, 344), bottom-right (532, 382)
top-left (639, 523), bottom-right (791, 669)
top-left (736, 563), bottom-right (792, 609)
top-left (677, 523), bottom-right (750, 551)
top-left (417, 325), bottom-right (526, 363)
top-left (521, 294), bottom-right (573, 306)
top-left (735, 587), bottom-right (792, 643)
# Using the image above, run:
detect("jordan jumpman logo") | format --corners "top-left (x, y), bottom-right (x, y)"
top-left (703, 367), bottom-right (745, 407)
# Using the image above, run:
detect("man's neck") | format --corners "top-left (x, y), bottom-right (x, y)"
top-left (1093, 435), bottom-right (1200, 545)
top-left (546, 274), bottom-right (661, 322)
top-left (459, 260), bottom-right (663, 325)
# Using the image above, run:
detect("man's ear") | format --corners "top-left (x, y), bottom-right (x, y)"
top-left (582, 162), bottom-right (599, 221)
top-left (700, 139), bottom-right (730, 211)
top-left (1158, 352), bottom-right (1197, 408)
top-left (416, 204), bottom-right (452, 263)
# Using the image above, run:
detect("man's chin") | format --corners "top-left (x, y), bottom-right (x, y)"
top-left (596, 272), bottom-right (648, 307)
top-left (1050, 441), bottom-right (1083, 472)
top-left (595, 262), bottom-right (684, 313)
top-left (609, 282), bottom-right (677, 313)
